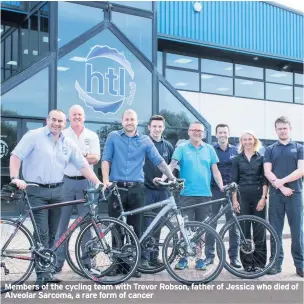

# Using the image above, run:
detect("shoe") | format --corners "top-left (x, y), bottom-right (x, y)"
top-left (245, 266), bottom-right (253, 272)
top-left (195, 259), bottom-right (207, 270)
top-left (33, 277), bottom-right (48, 291)
top-left (251, 266), bottom-right (264, 272)
top-left (107, 267), bottom-right (142, 278)
top-left (52, 266), bottom-right (62, 274)
top-left (175, 258), bottom-right (188, 270)
top-left (267, 266), bottom-right (282, 275)
top-left (131, 271), bottom-right (142, 278)
top-left (141, 259), bottom-right (153, 269)
top-left (150, 258), bottom-right (163, 268)
top-left (46, 273), bottom-right (62, 283)
top-left (203, 258), bottom-right (214, 266)
top-left (296, 268), bottom-right (303, 277)
top-left (230, 259), bottom-right (242, 268)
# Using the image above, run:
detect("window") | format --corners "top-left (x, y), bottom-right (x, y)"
top-left (166, 53), bottom-right (198, 70)
top-left (166, 69), bottom-right (199, 91)
top-left (294, 87), bottom-right (304, 104)
top-left (235, 64), bottom-right (263, 80)
top-left (157, 51), bottom-right (163, 74)
top-left (295, 73), bottom-right (304, 86)
top-left (39, 4), bottom-right (50, 57)
top-left (235, 79), bottom-right (264, 99)
top-left (201, 59), bottom-right (233, 76)
top-left (266, 69), bottom-right (293, 85)
top-left (112, 12), bottom-right (152, 60)
top-left (110, 1), bottom-right (152, 11)
top-left (29, 12), bottom-right (39, 64)
top-left (266, 83), bottom-right (293, 103)
top-left (201, 74), bottom-right (233, 96)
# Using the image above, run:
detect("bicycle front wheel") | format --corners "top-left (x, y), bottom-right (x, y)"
top-left (1, 219), bottom-right (35, 293)
top-left (75, 217), bottom-right (140, 285)
top-left (163, 221), bottom-right (225, 285)
top-left (219, 215), bottom-right (280, 279)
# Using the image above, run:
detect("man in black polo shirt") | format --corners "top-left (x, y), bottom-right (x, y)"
top-left (142, 115), bottom-right (174, 268)
top-left (204, 124), bottom-right (241, 268)
top-left (264, 116), bottom-right (304, 277)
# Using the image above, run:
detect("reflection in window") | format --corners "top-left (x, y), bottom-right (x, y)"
top-left (157, 51), bottom-right (163, 74)
top-left (266, 69), bottom-right (292, 85)
top-left (266, 83), bottom-right (293, 103)
top-left (166, 69), bottom-right (199, 91)
top-left (57, 29), bottom-right (152, 124)
top-left (112, 12), bottom-right (152, 60)
top-left (235, 64), bottom-right (263, 79)
top-left (201, 59), bottom-right (232, 76)
top-left (294, 87), bottom-right (304, 104)
top-left (295, 73), bottom-right (304, 86)
top-left (39, 4), bottom-right (49, 57)
top-left (235, 79), bottom-right (264, 99)
top-left (58, 2), bottom-right (103, 48)
top-left (166, 53), bottom-right (198, 70)
top-left (1, 68), bottom-right (49, 117)
top-left (110, 1), bottom-right (152, 10)
top-left (21, 20), bottom-right (29, 68)
top-left (29, 12), bottom-right (39, 63)
top-left (201, 74), bottom-right (233, 96)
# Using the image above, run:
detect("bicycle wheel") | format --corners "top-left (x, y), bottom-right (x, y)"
top-left (75, 217), bottom-right (140, 285)
top-left (163, 221), bottom-right (225, 285)
top-left (1, 219), bottom-right (35, 293)
top-left (138, 212), bottom-right (175, 274)
top-left (219, 215), bottom-right (280, 279)
top-left (66, 218), bottom-right (121, 278)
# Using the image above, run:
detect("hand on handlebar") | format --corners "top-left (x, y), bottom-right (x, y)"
top-left (102, 181), bottom-right (113, 189)
top-left (153, 177), bottom-right (165, 186)
top-left (11, 179), bottom-right (27, 190)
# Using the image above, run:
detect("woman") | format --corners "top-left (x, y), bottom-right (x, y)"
top-left (232, 131), bottom-right (268, 272)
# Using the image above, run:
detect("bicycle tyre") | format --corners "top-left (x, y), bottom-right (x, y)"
top-left (1, 219), bottom-right (35, 293)
top-left (163, 221), bottom-right (225, 285)
top-left (75, 217), bottom-right (140, 285)
top-left (219, 215), bottom-right (280, 279)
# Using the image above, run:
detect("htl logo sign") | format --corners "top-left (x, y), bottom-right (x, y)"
top-left (75, 45), bottom-right (136, 114)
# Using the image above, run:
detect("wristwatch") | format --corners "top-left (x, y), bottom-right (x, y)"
top-left (261, 195), bottom-right (268, 199)
top-left (10, 176), bottom-right (18, 181)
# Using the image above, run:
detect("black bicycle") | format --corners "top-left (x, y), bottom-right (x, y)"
top-left (0, 183), bottom-right (140, 293)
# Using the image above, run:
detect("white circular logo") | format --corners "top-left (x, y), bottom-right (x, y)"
top-left (0, 140), bottom-right (9, 159)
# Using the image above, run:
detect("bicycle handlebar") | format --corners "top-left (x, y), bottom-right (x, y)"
top-left (155, 178), bottom-right (185, 190)
top-left (83, 183), bottom-right (105, 206)
top-left (223, 182), bottom-right (238, 193)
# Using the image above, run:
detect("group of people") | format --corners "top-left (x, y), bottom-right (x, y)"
top-left (9, 104), bottom-right (303, 289)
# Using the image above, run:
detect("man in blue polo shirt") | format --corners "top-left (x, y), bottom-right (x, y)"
top-left (157, 121), bottom-right (224, 270)
top-left (204, 124), bottom-right (241, 268)
top-left (264, 116), bottom-right (304, 277)
top-left (101, 109), bottom-right (175, 277)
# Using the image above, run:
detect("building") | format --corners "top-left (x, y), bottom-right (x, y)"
top-left (1, 1), bottom-right (303, 215)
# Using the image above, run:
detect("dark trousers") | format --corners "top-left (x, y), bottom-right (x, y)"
top-left (205, 187), bottom-right (239, 261)
top-left (269, 191), bottom-right (303, 269)
top-left (180, 196), bottom-right (211, 222)
top-left (239, 185), bottom-right (266, 268)
top-left (143, 188), bottom-right (170, 260)
top-left (27, 185), bottom-right (64, 278)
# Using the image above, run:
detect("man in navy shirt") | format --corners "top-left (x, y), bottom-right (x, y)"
top-left (264, 116), bottom-right (304, 277)
top-left (101, 109), bottom-right (175, 277)
top-left (204, 124), bottom-right (241, 268)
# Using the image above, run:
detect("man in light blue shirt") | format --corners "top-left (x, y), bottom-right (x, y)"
top-left (10, 109), bottom-right (102, 289)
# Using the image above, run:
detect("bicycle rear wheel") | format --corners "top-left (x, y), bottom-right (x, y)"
top-left (219, 215), bottom-right (280, 279)
top-left (1, 219), bottom-right (35, 293)
top-left (75, 217), bottom-right (140, 285)
top-left (163, 221), bottom-right (225, 285)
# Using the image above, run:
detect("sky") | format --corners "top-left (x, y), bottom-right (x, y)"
top-left (267, 0), bottom-right (304, 12)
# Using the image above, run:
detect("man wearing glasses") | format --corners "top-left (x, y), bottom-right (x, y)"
top-left (157, 121), bottom-right (224, 270)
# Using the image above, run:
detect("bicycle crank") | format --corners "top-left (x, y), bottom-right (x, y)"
top-left (35, 249), bottom-right (57, 272)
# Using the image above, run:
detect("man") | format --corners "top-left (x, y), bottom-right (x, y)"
top-left (10, 109), bottom-right (102, 288)
top-left (204, 124), bottom-right (241, 268)
top-left (101, 109), bottom-right (176, 278)
top-left (142, 115), bottom-right (174, 268)
top-left (54, 105), bottom-right (100, 273)
top-left (156, 121), bottom-right (224, 270)
top-left (264, 116), bottom-right (304, 277)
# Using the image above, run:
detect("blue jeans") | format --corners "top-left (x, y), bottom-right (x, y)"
top-left (269, 191), bottom-right (304, 269)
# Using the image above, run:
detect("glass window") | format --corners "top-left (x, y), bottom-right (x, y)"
top-left (1, 68), bottom-right (49, 117)
top-left (4, 35), bottom-right (11, 69)
top-left (235, 79), bottom-right (264, 99)
top-left (166, 69), bottom-right (199, 91)
top-left (57, 29), bottom-right (152, 124)
top-left (39, 3), bottom-right (49, 57)
top-left (29, 12), bottom-right (39, 63)
top-left (21, 20), bottom-right (29, 68)
top-left (294, 87), bottom-right (304, 104)
top-left (166, 53), bottom-right (198, 70)
top-left (157, 51), bottom-right (163, 74)
top-left (235, 64), bottom-right (263, 80)
top-left (295, 73), bottom-right (304, 86)
top-left (266, 83), bottom-right (293, 103)
top-left (112, 12), bottom-right (152, 60)
top-left (201, 74), bottom-right (233, 96)
top-left (201, 59), bottom-right (233, 76)
top-left (58, 2), bottom-right (103, 49)
top-left (266, 69), bottom-right (293, 85)
top-left (111, 1), bottom-right (152, 10)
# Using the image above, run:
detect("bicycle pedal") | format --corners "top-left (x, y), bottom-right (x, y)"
top-left (88, 268), bottom-right (101, 275)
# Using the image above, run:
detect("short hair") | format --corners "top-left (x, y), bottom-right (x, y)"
top-left (238, 131), bottom-right (261, 153)
top-left (148, 115), bottom-right (165, 126)
top-left (275, 116), bottom-right (291, 127)
top-left (215, 124), bottom-right (230, 133)
top-left (121, 109), bottom-right (137, 119)
top-left (189, 121), bottom-right (204, 129)
top-left (69, 105), bottom-right (85, 116)
top-left (48, 109), bottom-right (66, 120)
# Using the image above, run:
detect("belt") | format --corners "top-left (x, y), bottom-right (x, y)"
top-left (31, 182), bottom-right (64, 188)
top-left (116, 181), bottom-right (143, 188)
top-left (64, 175), bottom-right (86, 180)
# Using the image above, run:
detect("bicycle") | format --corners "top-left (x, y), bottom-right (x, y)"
top-left (0, 183), bottom-right (140, 293)
top-left (77, 179), bottom-right (226, 285)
